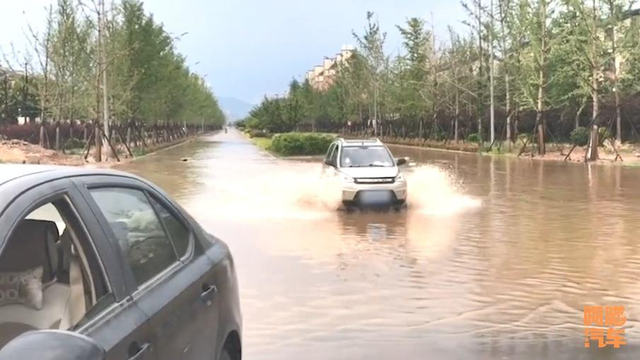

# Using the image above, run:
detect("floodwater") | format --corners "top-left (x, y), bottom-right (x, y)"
top-left (119, 129), bottom-right (640, 360)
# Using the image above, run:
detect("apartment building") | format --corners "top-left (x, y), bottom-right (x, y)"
top-left (305, 45), bottom-right (355, 91)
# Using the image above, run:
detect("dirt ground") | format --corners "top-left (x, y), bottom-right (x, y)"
top-left (517, 141), bottom-right (640, 166)
top-left (378, 135), bottom-right (640, 166)
top-left (0, 136), bottom-right (200, 169)
top-left (0, 139), bottom-right (92, 166)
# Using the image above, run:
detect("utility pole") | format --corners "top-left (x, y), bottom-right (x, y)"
top-left (489, 0), bottom-right (496, 144)
top-left (99, 0), bottom-right (111, 160)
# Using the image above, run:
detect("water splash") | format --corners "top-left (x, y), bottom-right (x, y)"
top-left (188, 161), bottom-right (342, 220)
top-left (187, 160), bottom-right (480, 220)
top-left (403, 165), bottom-right (482, 216)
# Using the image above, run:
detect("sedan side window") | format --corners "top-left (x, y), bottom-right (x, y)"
top-left (89, 188), bottom-right (179, 287)
top-left (0, 197), bottom-right (111, 349)
top-left (148, 196), bottom-right (192, 259)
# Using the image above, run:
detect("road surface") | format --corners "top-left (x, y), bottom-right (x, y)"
top-left (119, 129), bottom-right (640, 359)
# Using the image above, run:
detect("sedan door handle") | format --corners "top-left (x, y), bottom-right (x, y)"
top-left (201, 284), bottom-right (217, 305)
top-left (128, 342), bottom-right (152, 360)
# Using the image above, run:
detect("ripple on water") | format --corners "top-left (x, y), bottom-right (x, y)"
top-left (122, 133), bottom-right (640, 359)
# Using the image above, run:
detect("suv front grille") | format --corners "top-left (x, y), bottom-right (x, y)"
top-left (354, 177), bottom-right (395, 184)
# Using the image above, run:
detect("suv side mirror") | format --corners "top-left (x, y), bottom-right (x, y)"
top-left (0, 330), bottom-right (106, 360)
top-left (396, 157), bottom-right (407, 166)
top-left (324, 159), bottom-right (333, 167)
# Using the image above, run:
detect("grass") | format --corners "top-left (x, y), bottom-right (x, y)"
top-left (251, 137), bottom-right (272, 152)
top-left (132, 147), bottom-right (149, 157)
top-left (65, 148), bottom-right (85, 155)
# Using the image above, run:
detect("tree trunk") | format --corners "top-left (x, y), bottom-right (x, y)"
top-left (514, 107), bottom-right (519, 139)
top-left (94, 122), bottom-right (102, 162)
top-left (126, 123), bottom-right (132, 148)
top-left (610, 12), bottom-right (622, 143)
top-left (586, 82), bottom-right (599, 161)
top-left (489, 0), bottom-right (495, 144)
top-left (615, 91), bottom-right (622, 143)
top-left (536, 0), bottom-right (548, 155)
top-left (586, 0), bottom-right (600, 162)
top-left (39, 123), bottom-right (45, 148)
top-left (454, 90), bottom-right (460, 144)
top-left (587, 124), bottom-right (599, 161)
top-left (476, 0), bottom-right (484, 146)
top-left (499, 0), bottom-right (511, 150)
top-left (55, 122), bottom-right (60, 151)
top-left (575, 98), bottom-right (587, 129)
top-left (536, 111), bottom-right (545, 155)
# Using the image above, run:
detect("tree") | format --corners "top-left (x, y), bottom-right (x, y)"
top-left (514, 0), bottom-right (558, 155)
top-left (396, 18), bottom-right (430, 132)
top-left (353, 12), bottom-right (389, 136)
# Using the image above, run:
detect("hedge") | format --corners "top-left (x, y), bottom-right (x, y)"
top-left (270, 133), bottom-right (335, 156)
top-left (249, 129), bottom-right (271, 138)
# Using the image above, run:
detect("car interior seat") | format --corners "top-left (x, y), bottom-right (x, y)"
top-left (0, 219), bottom-right (84, 348)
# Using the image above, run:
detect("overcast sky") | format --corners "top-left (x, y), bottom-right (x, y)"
top-left (0, 0), bottom-right (466, 105)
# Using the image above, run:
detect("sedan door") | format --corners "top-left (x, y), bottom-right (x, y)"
top-left (75, 176), bottom-right (220, 360)
top-left (0, 178), bottom-right (154, 360)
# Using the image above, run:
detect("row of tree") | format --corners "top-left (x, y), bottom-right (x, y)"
top-left (246, 1), bottom-right (640, 160)
top-left (0, 0), bottom-right (225, 158)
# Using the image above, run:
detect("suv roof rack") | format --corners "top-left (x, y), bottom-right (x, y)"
top-left (337, 138), bottom-right (383, 145)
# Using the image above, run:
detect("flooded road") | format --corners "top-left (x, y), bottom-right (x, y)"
top-left (119, 129), bottom-right (640, 359)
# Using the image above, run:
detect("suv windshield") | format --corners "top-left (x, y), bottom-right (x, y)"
top-left (340, 146), bottom-right (394, 167)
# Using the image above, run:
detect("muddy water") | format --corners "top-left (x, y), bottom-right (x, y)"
top-left (119, 130), bottom-right (640, 360)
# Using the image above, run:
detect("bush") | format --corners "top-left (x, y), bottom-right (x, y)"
top-left (598, 127), bottom-right (611, 146)
top-left (570, 127), bottom-right (590, 146)
top-left (467, 133), bottom-right (481, 143)
top-left (132, 147), bottom-right (148, 157)
top-left (270, 133), bottom-right (335, 156)
top-left (249, 129), bottom-right (270, 138)
top-left (430, 128), bottom-right (446, 141)
top-left (65, 138), bottom-right (85, 150)
top-left (483, 144), bottom-right (505, 154)
top-left (517, 133), bottom-right (531, 143)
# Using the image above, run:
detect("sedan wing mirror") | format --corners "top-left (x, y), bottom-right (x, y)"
top-left (396, 157), bottom-right (408, 166)
top-left (0, 330), bottom-right (106, 360)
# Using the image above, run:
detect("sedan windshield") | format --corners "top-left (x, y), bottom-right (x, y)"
top-left (340, 146), bottom-right (394, 167)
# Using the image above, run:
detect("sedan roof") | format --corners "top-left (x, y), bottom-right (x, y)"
top-left (0, 164), bottom-right (153, 218)
top-left (0, 164), bottom-right (141, 188)
top-left (0, 165), bottom-right (63, 186)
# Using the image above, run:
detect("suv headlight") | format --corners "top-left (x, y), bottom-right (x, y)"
top-left (395, 173), bottom-right (405, 182)
top-left (339, 173), bottom-right (354, 183)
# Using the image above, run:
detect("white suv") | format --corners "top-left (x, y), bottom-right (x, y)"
top-left (323, 138), bottom-right (407, 209)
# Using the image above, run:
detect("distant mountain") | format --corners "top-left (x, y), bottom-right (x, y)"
top-left (218, 97), bottom-right (255, 122)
